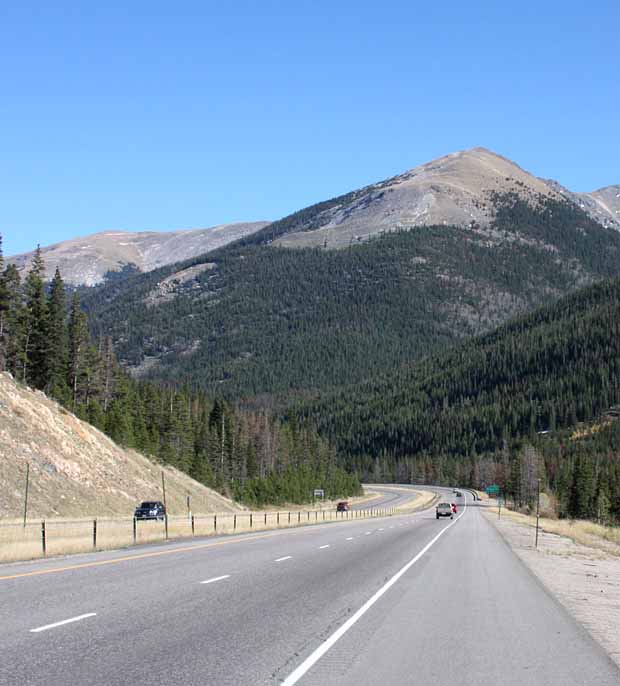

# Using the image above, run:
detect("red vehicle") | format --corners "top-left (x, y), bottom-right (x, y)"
top-left (336, 501), bottom-right (350, 512)
top-left (451, 503), bottom-right (457, 514)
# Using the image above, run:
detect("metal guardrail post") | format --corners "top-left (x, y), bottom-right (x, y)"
top-left (133, 517), bottom-right (137, 543)
top-left (234, 514), bottom-right (237, 531)
top-left (164, 514), bottom-right (169, 540)
top-left (277, 512), bottom-right (280, 525)
top-left (250, 513), bottom-right (253, 528)
top-left (93, 519), bottom-right (97, 549)
top-left (41, 521), bottom-right (46, 556)
top-left (212, 514), bottom-right (215, 534)
top-left (264, 513), bottom-right (267, 526)
top-left (192, 515), bottom-right (196, 535)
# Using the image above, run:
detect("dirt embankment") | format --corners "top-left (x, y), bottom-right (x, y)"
top-left (484, 507), bottom-right (620, 668)
top-left (0, 372), bottom-right (241, 518)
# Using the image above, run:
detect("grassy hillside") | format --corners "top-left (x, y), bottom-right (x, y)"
top-left (0, 372), bottom-right (241, 518)
top-left (82, 195), bottom-right (620, 398)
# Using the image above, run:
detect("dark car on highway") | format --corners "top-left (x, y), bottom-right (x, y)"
top-left (336, 501), bottom-right (350, 512)
top-left (134, 501), bottom-right (166, 521)
top-left (436, 503), bottom-right (453, 519)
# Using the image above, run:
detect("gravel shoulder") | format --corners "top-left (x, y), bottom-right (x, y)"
top-left (483, 508), bottom-right (620, 667)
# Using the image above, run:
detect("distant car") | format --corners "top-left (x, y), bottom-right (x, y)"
top-left (436, 503), bottom-right (453, 519)
top-left (336, 501), bottom-right (350, 512)
top-left (455, 491), bottom-right (462, 497)
top-left (134, 501), bottom-right (166, 521)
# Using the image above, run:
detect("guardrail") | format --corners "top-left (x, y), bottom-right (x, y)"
top-left (0, 507), bottom-right (395, 563)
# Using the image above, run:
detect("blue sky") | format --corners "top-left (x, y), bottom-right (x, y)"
top-left (1, 0), bottom-right (619, 256)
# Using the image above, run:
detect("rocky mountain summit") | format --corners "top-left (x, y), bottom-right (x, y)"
top-left (272, 148), bottom-right (619, 248)
top-left (8, 221), bottom-right (269, 286)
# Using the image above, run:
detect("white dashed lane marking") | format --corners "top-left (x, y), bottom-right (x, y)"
top-left (30, 613), bottom-right (96, 633)
top-left (200, 575), bottom-right (230, 585)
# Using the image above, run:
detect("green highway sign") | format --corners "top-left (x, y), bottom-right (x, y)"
top-left (486, 484), bottom-right (500, 495)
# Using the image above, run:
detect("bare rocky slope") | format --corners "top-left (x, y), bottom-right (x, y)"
top-left (0, 372), bottom-right (241, 518)
top-left (271, 147), bottom-right (619, 248)
top-left (8, 221), bottom-right (269, 286)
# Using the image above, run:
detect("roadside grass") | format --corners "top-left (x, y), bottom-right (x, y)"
top-left (0, 506), bottom-right (389, 564)
top-left (488, 506), bottom-right (620, 556)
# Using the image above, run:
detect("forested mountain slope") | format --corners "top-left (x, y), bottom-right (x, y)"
top-left (0, 245), bottom-right (361, 508)
top-left (83, 193), bottom-right (620, 397)
top-left (299, 277), bottom-right (620, 466)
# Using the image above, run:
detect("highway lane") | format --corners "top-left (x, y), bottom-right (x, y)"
top-left (0, 488), bottom-right (618, 685)
top-left (357, 483), bottom-right (426, 510)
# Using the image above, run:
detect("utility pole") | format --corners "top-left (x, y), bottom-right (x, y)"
top-left (23, 462), bottom-right (30, 527)
top-left (535, 478), bottom-right (541, 548)
top-left (161, 471), bottom-right (168, 540)
top-left (161, 471), bottom-right (167, 510)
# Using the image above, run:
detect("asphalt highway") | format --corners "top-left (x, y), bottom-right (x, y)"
top-left (1, 487), bottom-right (618, 685)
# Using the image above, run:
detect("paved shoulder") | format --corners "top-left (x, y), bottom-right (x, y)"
top-left (290, 505), bottom-right (620, 685)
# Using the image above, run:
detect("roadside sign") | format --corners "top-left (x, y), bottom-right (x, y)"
top-left (486, 484), bottom-right (500, 495)
top-left (313, 489), bottom-right (325, 499)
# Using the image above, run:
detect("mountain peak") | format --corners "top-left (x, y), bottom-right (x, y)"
top-left (275, 147), bottom-right (561, 249)
top-left (8, 221), bottom-right (270, 286)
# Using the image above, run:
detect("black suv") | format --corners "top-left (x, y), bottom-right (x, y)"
top-left (134, 501), bottom-right (166, 521)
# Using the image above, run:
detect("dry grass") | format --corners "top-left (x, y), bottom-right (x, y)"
top-left (489, 506), bottom-right (620, 556)
top-left (0, 507), bottom-right (384, 564)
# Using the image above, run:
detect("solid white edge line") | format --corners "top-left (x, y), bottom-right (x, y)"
top-left (319, 545), bottom-right (330, 549)
top-left (281, 496), bottom-right (467, 685)
top-left (30, 613), bottom-right (97, 633)
top-left (346, 537), bottom-right (354, 541)
top-left (200, 574), bottom-right (231, 585)
top-left (275, 556), bottom-right (292, 562)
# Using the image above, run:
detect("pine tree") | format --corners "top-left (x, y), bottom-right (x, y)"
top-left (67, 293), bottom-right (90, 408)
top-left (46, 267), bottom-right (69, 401)
top-left (0, 264), bottom-right (25, 375)
top-left (23, 246), bottom-right (49, 388)
top-left (568, 455), bottom-right (595, 520)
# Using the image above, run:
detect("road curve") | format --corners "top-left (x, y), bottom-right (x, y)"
top-left (356, 483), bottom-right (426, 510)
top-left (0, 488), bottom-right (617, 685)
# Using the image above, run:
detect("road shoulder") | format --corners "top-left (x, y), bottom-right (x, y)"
top-left (483, 509), bottom-right (620, 668)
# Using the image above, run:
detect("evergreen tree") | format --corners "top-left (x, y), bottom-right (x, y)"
top-left (568, 455), bottom-right (595, 520)
top-left (0, 264), bottom-right (25, 375)
top-left (46, 268), bottom-right (69, 401)
top-left (67, 293), bottom-right (90, 408)
top-left (23, 246), bottom-right (48, 388)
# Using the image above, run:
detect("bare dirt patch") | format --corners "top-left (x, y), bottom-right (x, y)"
top-left (484, 508), bottom-right (620, 667)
